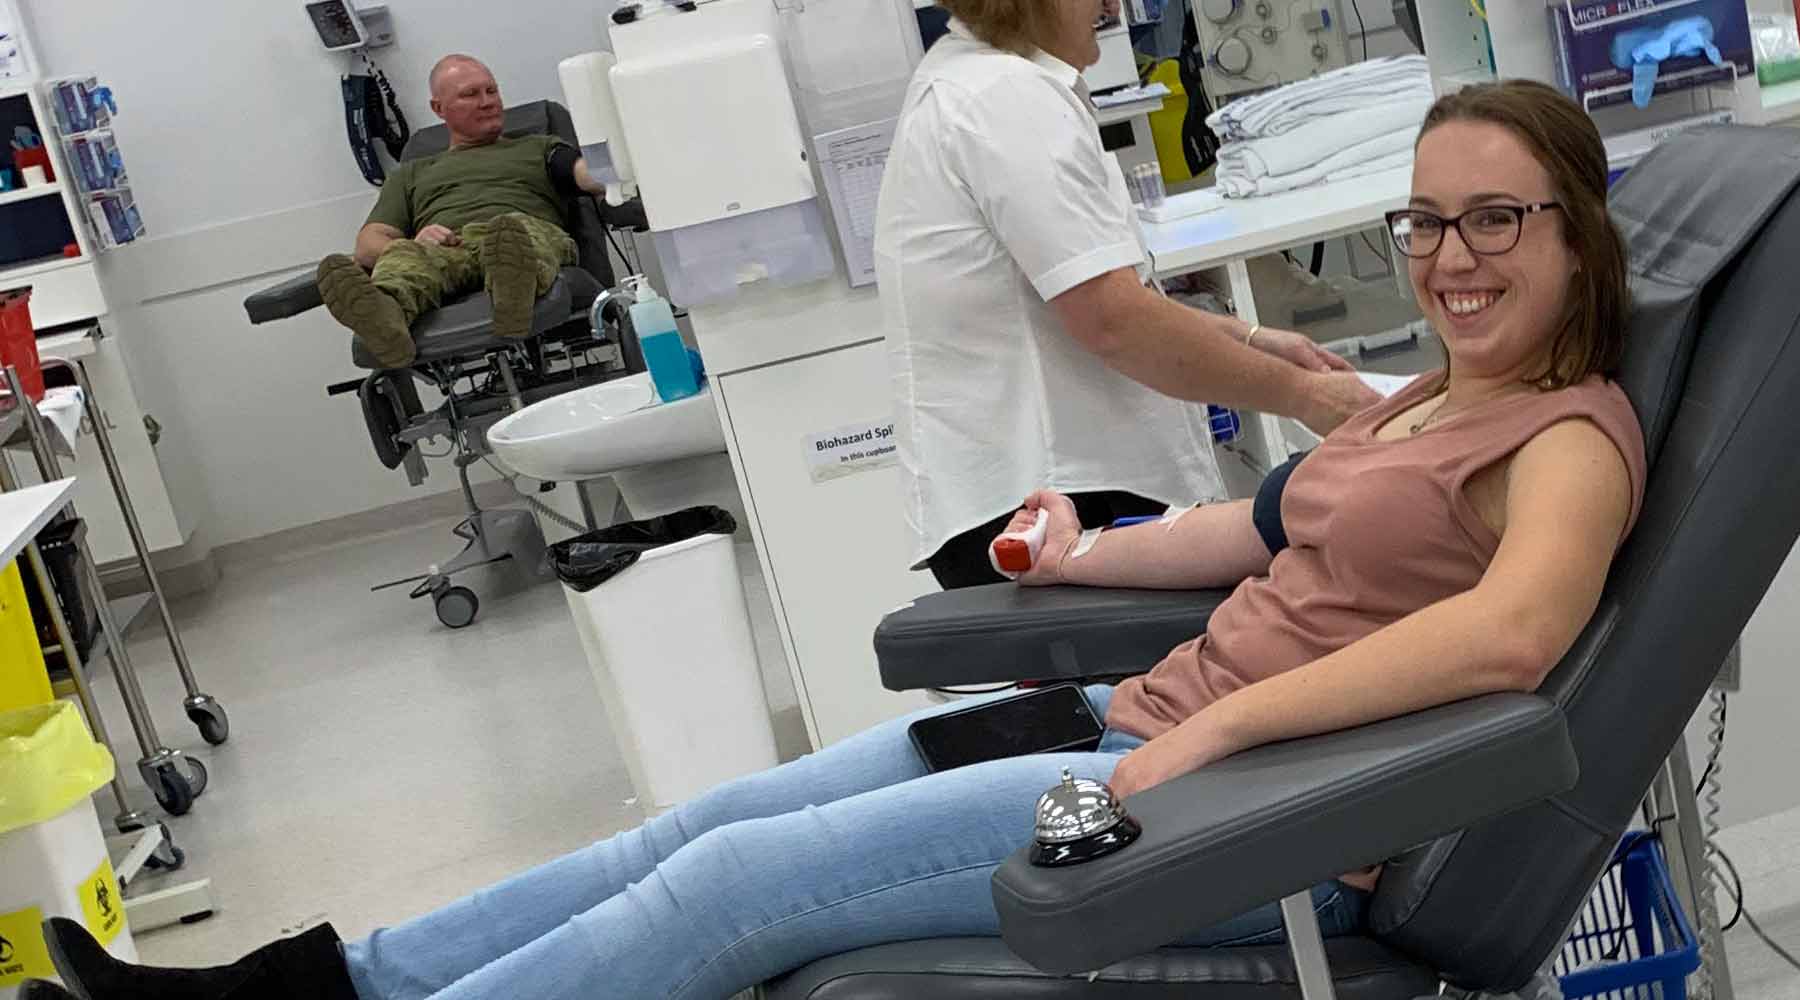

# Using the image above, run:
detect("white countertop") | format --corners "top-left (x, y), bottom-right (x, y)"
top-left (0, 478), bottom-right (77, 566)
top-left (1143, 164), bottom-right (1414, 277)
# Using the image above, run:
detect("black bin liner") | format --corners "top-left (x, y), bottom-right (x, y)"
top-left (549, 505), bottom-right (737, 593)
top-left (23, 516), bottom-right (100, 670)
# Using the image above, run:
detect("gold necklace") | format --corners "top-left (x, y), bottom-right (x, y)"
top-left (1409, 397), bottom-right (1450, 435)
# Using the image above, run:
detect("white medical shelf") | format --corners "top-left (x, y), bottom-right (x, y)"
top-left (1759, 78), bottom-right (1800, 125)
top-left (0, 182), bottom-right (60, 207)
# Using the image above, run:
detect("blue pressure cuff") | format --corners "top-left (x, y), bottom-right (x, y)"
top-left (1253, 450), bottom-right (1307, 556)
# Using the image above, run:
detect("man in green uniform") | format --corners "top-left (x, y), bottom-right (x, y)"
top-left (318, 54), bottom-right (613, 368)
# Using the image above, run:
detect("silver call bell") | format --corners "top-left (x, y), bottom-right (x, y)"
top-left (1031, 767), bottom-right (1143, 867)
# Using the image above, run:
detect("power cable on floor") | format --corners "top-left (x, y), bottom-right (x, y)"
top-left (1740, 906), bottom-right (1800, 972)
top-left (1709, 844), bottom-right (1800, 973)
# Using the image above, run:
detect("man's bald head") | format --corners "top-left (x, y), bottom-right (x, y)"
top-left (429, 54), bottom-right (489, 99)
top-left (427, 54), bottom-right (505, 148)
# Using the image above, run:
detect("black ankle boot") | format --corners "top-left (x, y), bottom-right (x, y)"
top-left (42, 917), bottom-right (359, 1000)
top-left (20, 981), bottom-right (79, 1000)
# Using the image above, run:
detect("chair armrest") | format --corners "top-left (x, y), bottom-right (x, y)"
top-left (244, 271), bottom-right (325, 324)
top-left (875, 584), bottom-right (1230, 690)
top-left (992, 692), bottom-right (1577, 974)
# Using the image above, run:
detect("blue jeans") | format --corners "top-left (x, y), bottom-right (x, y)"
top-left (343, 685), bottom-right (1368, 999)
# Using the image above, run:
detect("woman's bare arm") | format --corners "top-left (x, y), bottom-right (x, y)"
top-left (1003, 491), bottom-right (1272, 590)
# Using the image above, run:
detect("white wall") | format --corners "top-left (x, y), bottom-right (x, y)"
top-left (19, 0), bottom-right (612, 549)
top-left (1684, 545), bottom-right (1800, 828)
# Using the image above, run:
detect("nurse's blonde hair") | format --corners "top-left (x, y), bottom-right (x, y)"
top-left (937, 0), bottom-right (1053, 56)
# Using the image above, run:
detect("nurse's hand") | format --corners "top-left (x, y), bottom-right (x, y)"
top-left (1250, 327), bottom-right (1355, 373)
top-left (1002, 490), bottom-right (1082, 586)
top-left (1299, 371), bottom-right (1383, 436)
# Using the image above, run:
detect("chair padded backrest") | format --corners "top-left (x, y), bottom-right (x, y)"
top-left (1366, 126), bottom-right (1800, 991)
top-left (397, 100), bottom-right (613, 288)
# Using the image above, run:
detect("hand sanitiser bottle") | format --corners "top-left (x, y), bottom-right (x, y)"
top-left (627, 276), bottom-right (700, 402)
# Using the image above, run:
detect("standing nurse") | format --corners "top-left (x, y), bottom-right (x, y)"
top-left (876, 0), bottom-right (1380, 589)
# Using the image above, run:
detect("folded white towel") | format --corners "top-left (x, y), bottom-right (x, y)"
top-left (1215, 98), bottom-right (1432, 181)
top-left (1220, 148), bottom-right (1414, 198)
top-left (1216, 126), bottom-right (1418, 198)
top-left (1208, 55), bottom-right (1433, 141)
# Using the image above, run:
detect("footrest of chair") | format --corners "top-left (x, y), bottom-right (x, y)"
top-left (244, 271), bottom-right (324, 324)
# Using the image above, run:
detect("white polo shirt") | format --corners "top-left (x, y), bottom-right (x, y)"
top-left (874, 21), bottom-right (1226, 568)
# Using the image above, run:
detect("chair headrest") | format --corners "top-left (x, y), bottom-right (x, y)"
top-left (1608, 125), bottom-right (1800, 466)
top-left (401, 100), bottom-right (575, 161)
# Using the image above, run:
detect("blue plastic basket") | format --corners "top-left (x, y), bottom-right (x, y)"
top-left (1556, 831), bottom-right (1701, 999)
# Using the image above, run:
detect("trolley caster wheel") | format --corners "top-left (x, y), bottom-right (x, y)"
top-left (184, 756), bottom-right (209, 798)
top-left (152, 764), bottom-right (195, 816)
top-left (144, 841), bottom-right (187, 873)
top-left (435, 585), bottom-right (479, 629)
top-left (187, 700), bottom-right (230, 746)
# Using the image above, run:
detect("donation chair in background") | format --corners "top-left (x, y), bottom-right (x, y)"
top-left (242, 100), bottom-right (647, 628)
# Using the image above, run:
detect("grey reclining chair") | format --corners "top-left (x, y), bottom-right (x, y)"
top-left (766, 124), bottom-right (1800, 998)
top-left (242, 100), bottom-right (646, 628)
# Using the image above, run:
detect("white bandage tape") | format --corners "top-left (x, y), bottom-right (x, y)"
top-left (1068, 526), bottom-right (1104, 560)
top-left (1159, 503), bottom-right (1200, 531)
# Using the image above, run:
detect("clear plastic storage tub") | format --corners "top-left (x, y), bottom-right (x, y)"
top-left (651, 201), bottom-right (835, 306)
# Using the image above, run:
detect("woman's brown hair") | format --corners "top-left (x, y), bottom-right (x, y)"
top-left (1418, 80), bottom-right (1630, 388)
top-left (937, 0), bottom-right (1054, 56)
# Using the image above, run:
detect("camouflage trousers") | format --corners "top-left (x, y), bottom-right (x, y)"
top-left (370, 212), bottom-right (576, 325)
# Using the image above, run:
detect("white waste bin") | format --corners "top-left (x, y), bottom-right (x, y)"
top-left (560, 525), bottom-right (779, 814)
top-left (0, 703), bottom-right (135, 999)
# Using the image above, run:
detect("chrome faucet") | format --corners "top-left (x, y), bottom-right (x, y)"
top-left (589, 279), bottom-right (641, 342)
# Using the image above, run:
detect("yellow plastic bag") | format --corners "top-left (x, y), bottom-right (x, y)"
top-left (0, 701), bottom-right (115, 836)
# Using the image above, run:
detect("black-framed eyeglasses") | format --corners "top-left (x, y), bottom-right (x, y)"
top-left (1384, 202), bottom-right (1564, 259)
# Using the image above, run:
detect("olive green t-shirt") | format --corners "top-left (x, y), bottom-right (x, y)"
top-left (365, 134), bottom-right (567, 234)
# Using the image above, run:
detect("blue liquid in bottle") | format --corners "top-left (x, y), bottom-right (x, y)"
top-left (629, 278), bottom-right (700, 402)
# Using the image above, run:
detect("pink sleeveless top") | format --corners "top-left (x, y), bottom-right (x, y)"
top-left (1105, 373), bottom-right (1648, 740)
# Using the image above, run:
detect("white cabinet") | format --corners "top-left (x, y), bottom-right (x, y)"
top-left (714, 339), bottom-right (933, 747)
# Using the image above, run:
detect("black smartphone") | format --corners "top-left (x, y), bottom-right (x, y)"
top-left (909, 683), bottom-right (1104, 772)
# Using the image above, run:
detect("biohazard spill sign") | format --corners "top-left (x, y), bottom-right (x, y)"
top-left (79, 858), bottom-right (126, 946)
top-left (0, 905), bottom-right (55, 987)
